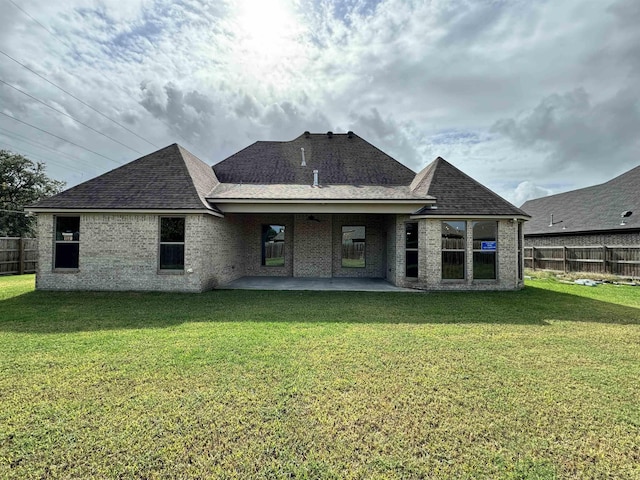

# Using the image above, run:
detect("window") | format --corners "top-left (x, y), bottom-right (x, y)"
top-left (159, 217), bottom-right (185, 270)
top-left (405, 222), bottom-right (418, 277)
top-left (442, 221), bottom-right (465, 279)
top-left (342, 226), bottom-right (365, 268)
top-left (517, 221), bottom-right (523, 281)
top-left (473, 221), bottom-right (497, 280)
top-left (262, 225), bottom-right (285, 266)
top-left (54, 216), bottom-right (80, 269)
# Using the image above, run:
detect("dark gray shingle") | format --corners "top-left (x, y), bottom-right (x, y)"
top-left (31, 144), bottom-right (218, 210)
top-left (412, 157), bottom-right (528, 217)
top-left (522, 165), bottom-right (640, 235)
top-left (212, 132), bottom-right (416, 185)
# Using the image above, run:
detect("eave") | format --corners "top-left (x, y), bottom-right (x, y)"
top-left (212, 199), bottom-right (433, 214)
top-left (410, 213), bottom-right (530, 221)
top-left (27, 207), bottom-right (224, 218)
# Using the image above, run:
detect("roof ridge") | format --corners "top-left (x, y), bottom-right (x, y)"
top-left (435, 157), bottom-right (526, 213)
top-left (175, 145), bottom-right (219, 211)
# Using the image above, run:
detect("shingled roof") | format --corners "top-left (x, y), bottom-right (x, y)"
top-left (411, 157), bottom-right (528, 217)
top-left (522, 164), bottom-right (640, 235)
top-left (212, 132), bottom-right (416, 185)
top-left (31, 144), bottom-right (219, 211)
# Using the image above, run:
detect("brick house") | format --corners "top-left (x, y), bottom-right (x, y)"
top-left (30, 131), bottom-right (529, 292)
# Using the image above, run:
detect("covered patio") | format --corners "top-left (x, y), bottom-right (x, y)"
top-left (219, 276), bottom-right (420, 292)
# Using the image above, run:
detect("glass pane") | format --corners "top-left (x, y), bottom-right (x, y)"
top-left (442, 251), bottom-right (465, 279)
top-left (55, 243), bottom-right (79, 268)
top-left (262, 225), bottom-right (285, 266)
top-left (442, 221), bottom-right (465, 250)
top-left (56, 216), bottom-right (80, 241)
top-left (473, 252), bottom-right (496, 279)
top-left (161, 217), bottom-right (185, 243)
top-left (160, 244), bottom-right (184, 269)
top-left (472, 221), bottom-right (497, 249)
top-left (406, 250), bottom-right (418, 278)
top-left (342, 226), bottom-right (365, 268)
top-left (406, 223), bottom-right (418, 249)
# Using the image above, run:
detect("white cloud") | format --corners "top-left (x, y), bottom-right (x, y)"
top-left (0, 0), bottom-right (638, 208)
top-left (512, 181), bottom-right (554, 207)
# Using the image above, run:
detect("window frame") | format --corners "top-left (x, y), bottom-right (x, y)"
top-left (405, 222), bottom-right (419, 278)
top-left (341, 225), bottom-right (366, 268)
top-left (53, 215), bottom-right (80, 271)
top-left (517, 221), bottom-right (523, 281)
top-left (158, 216), bottom-right (186, 272)
top-left (261, 224), bottom-right (285, 267)
top-left (472, 221), bottom-right (498, 281)
top-left (441, 220), bottom-right (466, 280)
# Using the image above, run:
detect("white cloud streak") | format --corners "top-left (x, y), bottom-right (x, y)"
top-left (0, 0), bottom-right (638, 204)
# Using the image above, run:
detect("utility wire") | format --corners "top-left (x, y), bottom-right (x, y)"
top-left (0, 79), bottom-right (145, 155)
top-left (6, 0), bottom-right (194, 148)
top-left (0, 140), bottom-right (86, 174)
top-left (0, 126), bottom-right (91, 164)
top-left (0, 49), bottom-right (160, 149)
top-left (0, 111), bottom-right (121, 164)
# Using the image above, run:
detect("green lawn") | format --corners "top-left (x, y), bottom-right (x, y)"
top-left (1, 275), bottom-right (639, 479)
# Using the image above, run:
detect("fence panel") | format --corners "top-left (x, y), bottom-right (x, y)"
top-left (526, 244), bottom-right (640, 278)
top-left (0, 237), bottom-right (38, 275)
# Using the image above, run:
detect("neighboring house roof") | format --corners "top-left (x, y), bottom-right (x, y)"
top-left (522, 164), bottom-right (640, 235)
top-left (30, 144), bottom-right (219, 212)
top-left (411, 157), bottom-right (528, 217)
top-left (212, 131), bottom-right (416, 185)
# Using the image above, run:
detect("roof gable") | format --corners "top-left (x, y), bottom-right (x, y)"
top-left (212, 132), bottom-right (416, 185)
top-left (522, 164), bottom-right (640, 235)
top-left (412, 157), bottom-right (528, 217)
top-left (31, 144), bottom-right (219, 211)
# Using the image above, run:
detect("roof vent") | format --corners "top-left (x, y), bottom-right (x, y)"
top-left (327, 131), bottom-right (333, 138)
top-left (300, 147), bottom-right (306, 166)
top-left (621, 210), bottom-right (633, 225)
top-left (312, 169), bottom-right (319, 187)
top-left (347, 131), bottom-right (354, 138)
top-left (304, 131), bottom-right (310, 138)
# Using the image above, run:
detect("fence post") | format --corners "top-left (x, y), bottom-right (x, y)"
top-left (603, 245), bottom-right (608, 275)
top-left (563, 246), bottom-right (567, 273)
top-left (18, 237), bottom-right (25, 275)
top-left (532, 246), bottom-right (536, 271)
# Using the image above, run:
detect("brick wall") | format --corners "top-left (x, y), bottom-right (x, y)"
top-left (526, 231), bottom-right (640, 247)
top-left (36, 213), bottom-right (243, 292)
top-left (293, 214), bottom-right (333, 277)
top-left (240, 214), bottom-right (294, 277)
top-left (36, 212), bottom-right (524, 292)
top-left (331, 214), bottom-right (387, 278)
top-left (392, 218), bottom-right (523, 290)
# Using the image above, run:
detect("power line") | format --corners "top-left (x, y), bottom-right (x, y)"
top-left (0, 140), bottom-right (86, 174)
top-left (0, 79), bottom-right (145, 155)
top-left (0, 126), bottom-right (92, 164)
top-left (0, 48), bottom-right (160, 149)
top-left (0, 111), bottom-right (121, 164)
top-left (5, 0), bottom-right (195, 148)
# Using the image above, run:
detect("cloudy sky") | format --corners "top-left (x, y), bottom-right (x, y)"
top-left (1, 0), bottom-right (639, 205)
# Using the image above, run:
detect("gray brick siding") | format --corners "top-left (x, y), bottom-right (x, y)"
top-left (526, 231), bottom-right (640, 247)
top-left (36, 213), bottom-right (524, 291)
top-left (36, 213), bottom-right (243, 292)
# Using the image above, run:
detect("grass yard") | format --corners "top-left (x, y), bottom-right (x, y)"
top-left (0, 275), bottom-right (639, 479)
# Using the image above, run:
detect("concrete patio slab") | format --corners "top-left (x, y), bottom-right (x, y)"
top-left (219, 277), bottom-right (421, 292)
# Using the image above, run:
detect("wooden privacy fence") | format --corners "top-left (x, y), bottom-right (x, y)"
top-left (0, 237), bottom-right (37, 275)
top-left (524, 245), bottom-right (640, 278)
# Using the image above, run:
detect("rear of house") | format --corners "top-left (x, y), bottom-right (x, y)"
top-left (30, 132), bottom-right (529, 292)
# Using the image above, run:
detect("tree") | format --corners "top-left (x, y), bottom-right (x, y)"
top-left (0, 150), bottom-right (65, 237)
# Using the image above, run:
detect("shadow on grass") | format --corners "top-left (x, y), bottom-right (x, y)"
top-left (0, 283), bottom-right (638, 334)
